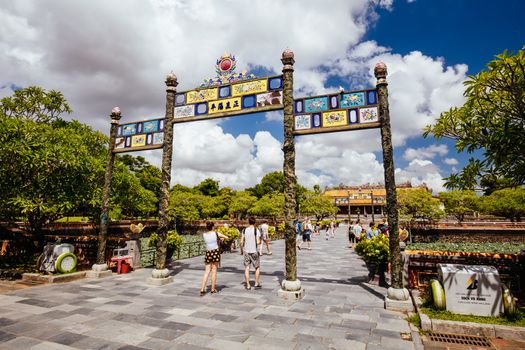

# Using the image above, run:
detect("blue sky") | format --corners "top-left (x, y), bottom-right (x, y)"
top-left (1, 0), bottom-right (523, 192)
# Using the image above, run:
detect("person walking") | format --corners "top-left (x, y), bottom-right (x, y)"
top-left (240, 217), bottom-right (262, 290)
top-left (298, 217), bottom-right (313, 250)
top-left (258, 220), bottom-right (272, 255)
top-left (330, 219), bottom-right (336, 238)
top-left (366, 222), bottom-right (379, 240)
top-left (200, 221), bottom-right (229, 296)
top-left (295, 219), bottom-right (302, 248)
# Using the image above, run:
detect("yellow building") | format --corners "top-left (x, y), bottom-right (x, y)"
top-left (323, 182), bottom-right (421, 218)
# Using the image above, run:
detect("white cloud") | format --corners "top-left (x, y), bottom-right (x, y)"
top-left (395, 159), bottom-right (446, 193)
top-left (403, 144), bottom-right (448, 161)
top-left (444, 157), bottom-right (459, 165)
top-left (0, 1), bottom-right (467, 193)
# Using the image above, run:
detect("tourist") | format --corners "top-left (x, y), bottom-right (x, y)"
top-left (240, 217), bottom-right (262, 290)
top-left (347, 220), bottom-right (354, 248)
top-left (330, 219), bottom-right (336, 238)
top-left (298, 217), bottom-right (313, 250)
top-left (295, 219), bottom-right (302, 247)
top-left (258, 220), bottom-right (272, 255)
top-left (352, 220), bottom-right (363, 247)
top-left (200, 221), bottom-right (229, 296)
top-left (366, 222), bottom-right (379, 240)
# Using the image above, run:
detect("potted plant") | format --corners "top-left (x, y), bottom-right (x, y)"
top-left (216, 226), bottom-right (240, 252)
top-left (148, 230), bottom-right (183, 260)
top-left (355, 234), bottom-right (390, 286)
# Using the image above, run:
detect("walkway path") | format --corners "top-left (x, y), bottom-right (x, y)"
top-left (0, 225), bottom-right (419, 350)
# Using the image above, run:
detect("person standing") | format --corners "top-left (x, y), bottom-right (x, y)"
top-left (352, 219), bottom-right (363, 248)
top-left (200, 221), bottom-right (229, 296)
top-left (347, 220), bottom-right (354, 248)
top-left (295, 219), bottom-right (302, 248)
top-left (298, 217), bottom-right (313, 250)
top-left (366, 222), bottom-right (379, 240)
top-left (258, 220), bottom-right (272, 255)
top-left (240, 217), bottom-right (262, 290)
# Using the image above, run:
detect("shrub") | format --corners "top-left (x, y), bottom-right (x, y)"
top-left (277, 222), bottom-right (285, 232)
top-left (355, 234), bottom-right (390, 264)
top-left (148, 230), bottom-right (183, 251)
top-left (216, 226), bottom-right (240, 242)
top-left (268, 226), bottom-right (276, 237)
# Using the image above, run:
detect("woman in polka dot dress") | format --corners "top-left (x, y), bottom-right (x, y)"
top-left (200, 221), bottom-right (229, 296)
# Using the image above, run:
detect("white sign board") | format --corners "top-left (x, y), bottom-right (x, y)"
top-left (438, 264), bottom-right (503, 317)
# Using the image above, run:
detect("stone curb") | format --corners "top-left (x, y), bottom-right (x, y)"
top-left (411, 290), bottom-right (525, 341)
top-left (22, 271), bottom-right (86, 283)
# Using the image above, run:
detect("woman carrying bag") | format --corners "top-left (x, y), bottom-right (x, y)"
top-left (200, 221), bottom-right (229, 296)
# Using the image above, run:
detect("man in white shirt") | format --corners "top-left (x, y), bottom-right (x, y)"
top-left (258, 220), bottom-right (272, 255)
top-left (240, 217), bottom-right (262, 290)
top-left (352, 220), bottom-right (363, 248)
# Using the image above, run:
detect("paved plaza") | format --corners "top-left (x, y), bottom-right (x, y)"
top-left (0, 225), bottom-right (419, 350)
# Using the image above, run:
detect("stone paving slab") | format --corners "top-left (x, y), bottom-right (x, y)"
top-left (0, 225), bottom-right (417, 349)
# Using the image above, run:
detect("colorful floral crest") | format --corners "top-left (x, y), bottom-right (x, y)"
top-left (200, 52), bottom-right (256, 87)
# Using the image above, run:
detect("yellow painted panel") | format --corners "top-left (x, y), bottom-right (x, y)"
top-left (186, 88), bottom-right (218, 104)
top-left (322, 110), bottom-right (347, 127)
top-left (208, 97), bottom-right (242, 114)
top-left (131, 134), bottom-right (146, 147)
top-left (232, 79), bottom-right (268, 97)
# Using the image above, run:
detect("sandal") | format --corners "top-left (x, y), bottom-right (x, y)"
top-left (211, 289), bottom-right (218, 294)
top-left (200, 290), bottom-right (206, 296)
top-left (245, 285), bottom-right (251, 290)
top-left (254, 284), bottom-right (262, 289)
top-left (267, 252), bottom-right (272, 255)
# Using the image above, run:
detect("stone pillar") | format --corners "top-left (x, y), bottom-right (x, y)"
top-left (89, 107), bottom-right (121, 278)
top-left (278, 49), bottom-right (304, 300)
top-left (375, 62), bottom-right (411, 308)
top-left (149, 72), bottom-right (177, 285)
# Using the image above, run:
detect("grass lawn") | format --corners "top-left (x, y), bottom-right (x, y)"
top-left (406, 242), bottom-right (525, 254)
top-left (421, 306), bottom-right (525, 327)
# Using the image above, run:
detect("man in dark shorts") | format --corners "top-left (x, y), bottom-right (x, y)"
top-left (297, 217), bottom-right (313, 250)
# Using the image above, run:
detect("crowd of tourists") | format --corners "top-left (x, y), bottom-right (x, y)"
top-left (199, 216), bottom-right (393, 295)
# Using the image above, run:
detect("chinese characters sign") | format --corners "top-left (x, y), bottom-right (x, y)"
top-left (114, 118), bottom-right (165, 153)
top-left (173, 75), bottom-right (283, 123)
top-left (293, 89), bottom-right (379, 135)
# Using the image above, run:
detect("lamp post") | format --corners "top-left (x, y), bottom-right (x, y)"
top-left (375, 61), bottom-right (410, 306)
top-left (91, 107), bottom-right (121, 277)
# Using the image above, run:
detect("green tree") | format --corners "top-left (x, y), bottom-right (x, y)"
top-left (168, 190), bottom-right (202, 222)
top-left (424, 47), bottom-right (525, 190)
top-left (0, 86), bottom-right (72, 123)
top-left (228, 191), bottom-right (257, 219)
top-left (396, 188), bottom-right (444, 223)
top-left (248, 192), bottom-right (285, 221)
top-left (0, 112), bottom-right (107, 245)
top-left (110, 161), bottom-right (158, 219)
top-left (300, 191), bottom-right (338, 221)
top-left (194, 178), bottom-right (220, 197)
top-left (247, 171), bottom-right (284, 198)
top-left (439, 190), bottom-right (479, 222)
top-left (481, 188), bottom-right (525, 222)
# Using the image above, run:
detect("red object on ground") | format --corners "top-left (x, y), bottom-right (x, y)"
top-left (120, 262), bottom-right (130, 274)
top-left (110, 256), bottom-right (134, 274)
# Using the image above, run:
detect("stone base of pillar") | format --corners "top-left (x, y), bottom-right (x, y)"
top-left (385, 296), bottom-right (414, 312)
top-left (278, 287), bottom-right (305, 300)
top-left (385, 287), bottom-right (413, 312)
top-left (278, 279), bottom-right (305, 300)
top-left (148, 276), bottom-right (173, 286)
top-left (147, 268), bottom-right (173, 286)
top-left (86, 270), bottom-right (112, 278)
top-left (86, 263), bottom-right (112, 278)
